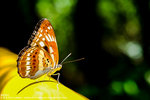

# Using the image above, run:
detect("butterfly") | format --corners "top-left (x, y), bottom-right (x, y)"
top-left (17, 18), bottom-right (64, 79)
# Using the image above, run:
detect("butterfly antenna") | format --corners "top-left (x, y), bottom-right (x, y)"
top-left (60, 53), bottom-right (72, 65)
top-left (63, 58), bottom-right (85, 65)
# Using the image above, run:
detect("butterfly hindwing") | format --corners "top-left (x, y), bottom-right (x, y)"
top-left (17, 46), bottom-right (54, 78)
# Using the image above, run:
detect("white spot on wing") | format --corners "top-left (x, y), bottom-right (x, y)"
top-left (33, 43), bottom-right (36, 46)
top-left (25, 70), bottom-right (30, 76)
top-left (51, 36), bottom-right (55, 41)
top-left (51, 54), bottom-right (55, 62)
top-left (55, 38), bottom-right (57, 42)
top-left (36, 38), bottom-right (39, 42)
top-left (50, 47), bottom-right (53, 53)
top-left (27, 53), bottom-right (30, 56)
top-left (50, 26), bottom-right (52, 29)
top-left (39, 34), bottom-right (42, 37)
top-left (31, 42), bottom-right (36, 46)
top-left (26, 66), bottom-right (31, 70)
top-left (39, 41), bottom-right (45, 47)
top-left (33, 31), bottom-right (36, 35)
top-left (48, 26), bottom-right (50, 30)
top-left (45, 35), bottom-right (50, 42)
top-left (26, 57), bottom-right (30, 60)
top-left (30, 50), bottom-right (34, 53)
top-left (51, 53), bottom-right (56, 68)
top-left (42, 38), bottom-right (45, 41)
top-left (26, 61), bottom-right (30, 65)
top-left (48, 34), bottom-right (52, 41)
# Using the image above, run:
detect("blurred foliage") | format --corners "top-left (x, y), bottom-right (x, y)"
top-left (111, 81), bottom-right (123, 95)
top-left (0, 47), bottom-right (89, 100)
top-left (111, 80), bottom-right (140, 96)
top-left (97, 0), bottom-right (142, 61)
top-left (123, 80), bottom-right (139, 95)
top-left (144, 70), bottom-right (150, 84)
top-left (96, 0), bottom-right (149, 99)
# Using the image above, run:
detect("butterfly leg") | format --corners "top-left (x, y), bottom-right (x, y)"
top-left (51, 73), bottom-right (60, 83)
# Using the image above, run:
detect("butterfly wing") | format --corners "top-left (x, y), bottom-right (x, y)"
top-left (28, 18), bottom-right (59, 67)
top-left (17, 18), bottom-right (59, 79)
top-left (17, 46), bottom-right (53, 79)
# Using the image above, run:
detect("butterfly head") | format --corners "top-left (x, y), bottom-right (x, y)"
top-left (55, 64), bottom-right (62, 71)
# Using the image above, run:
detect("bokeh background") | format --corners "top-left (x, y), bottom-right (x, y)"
top-left (0, 0), bottom-right (148, 99)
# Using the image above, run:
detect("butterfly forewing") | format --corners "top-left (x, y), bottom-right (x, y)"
top-left (28, 18), bottom-right (59, 65)
top-left (17, 18), bottom-right (59, 79)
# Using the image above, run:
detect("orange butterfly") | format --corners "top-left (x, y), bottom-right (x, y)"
top-left (17, 18), bottom-right (68, 80)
